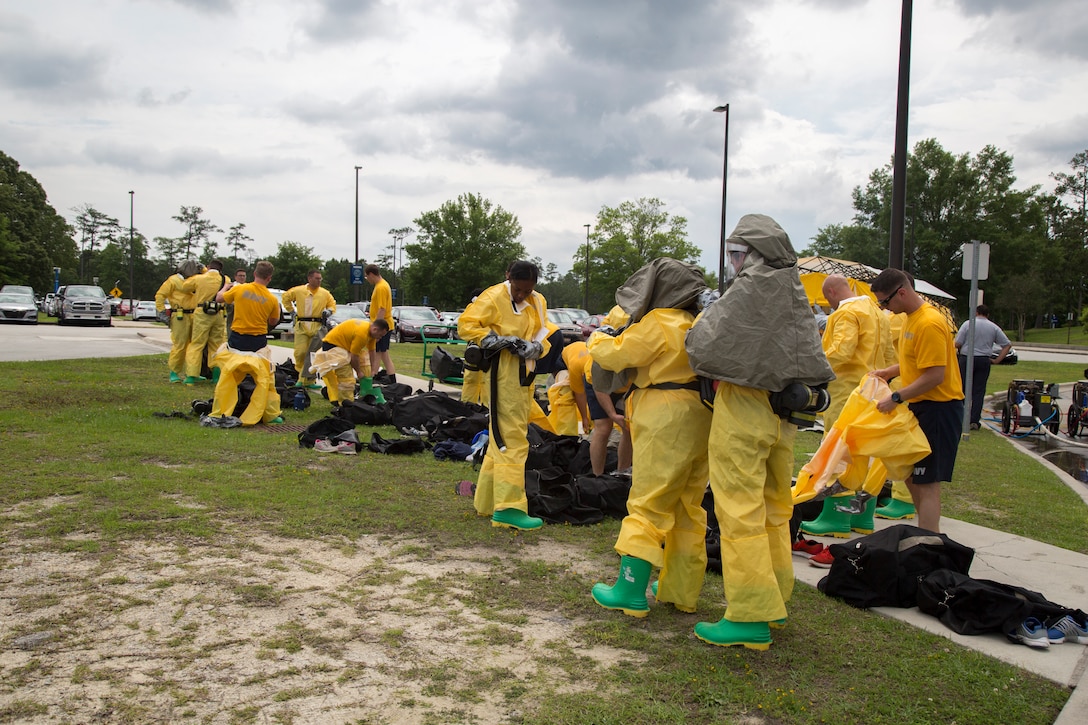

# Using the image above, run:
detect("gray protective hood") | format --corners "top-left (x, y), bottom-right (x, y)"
top-left (615, 257), bottom-right (707, 324)
top-left (685, 214), bottom-right (833, 391)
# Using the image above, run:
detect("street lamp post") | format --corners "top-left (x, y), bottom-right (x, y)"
top-left (713, 104), bottom-right (730, 294)
top-left (354, 165), bottom-right (361, 302)
top-left (583, 224), bottom-right (591, 311)
top-left (888, 0), bottom-right (913, 270)
top-left (128, 191), bottom-right (134, 311)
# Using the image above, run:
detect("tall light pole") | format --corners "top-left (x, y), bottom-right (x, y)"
top-left (128, 191), bottom-right (134, 310)
top-left (583, 223), bottom-right (591, 311)
top-left (888, 0), bottom-right (913, 270)
top-left (354, 165), bottom-right (361, 302)
top-left (713, 104), bottom-right (730, 294)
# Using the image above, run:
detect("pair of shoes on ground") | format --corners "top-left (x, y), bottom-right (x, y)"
top-left (1006, 616), bottom-right (1088, 648)
top-left (313, 439), bottom-right (357, 455)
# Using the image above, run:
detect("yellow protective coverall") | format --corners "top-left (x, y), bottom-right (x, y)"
top-left (282, 284), bottom-right (336, 384)
top-left (822, 295), bottom-right (896, 429)
top-left (155, 273), bottom-right (196, 379)
top-left (209, 345), bottom-right (281, 425)
top-left (710, 382), bottom-right (795, 623)
top-left (183, 268), bottom-right (228, 379)
top-left (457, 282), bottom-right (550, 517)
top-left (313, 319), bottom-right (376, 404)
top-left (546, 370), bottom-right (579, 435)
top-left (588, 308), bottom-right (712, 611)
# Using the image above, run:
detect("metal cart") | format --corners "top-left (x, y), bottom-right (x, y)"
top-left (1000, 379), bottom-right (1061, 435)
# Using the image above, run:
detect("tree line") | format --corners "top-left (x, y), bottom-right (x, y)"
top-left (2, 144), bottom-right (1086, 336)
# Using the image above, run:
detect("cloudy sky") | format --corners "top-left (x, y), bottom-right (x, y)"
top-left (2, 0), bottom-right (1086, 277)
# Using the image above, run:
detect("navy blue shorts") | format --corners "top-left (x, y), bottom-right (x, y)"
top-left (375, 329), bottom-right (391, 352)
top-left (585, 380), bottom-right (623, 420)
top-left (908, 398), bottom-right (964, 484)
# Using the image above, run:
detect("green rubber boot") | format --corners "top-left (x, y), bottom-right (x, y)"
top-left (694, 619), bottom-right (773, 651)
top-left (358, 376), bottom-right (387, 405)
top-left (875, 498), bottom-right (916, 520)
top-left (210, 367), bottom-right (221, 384)
top-left (799, 497), bottom-right (853, 538)
top-left (850, 497), bottom-right (878, 534)
top-left (591, 555), bottom-right (651, 618)
top-left (491, 508), bottom-right (543, 531)
top-left (183, 375), bottom-right (207, 386)
top-left (169, 371), bottom-right (182, 384)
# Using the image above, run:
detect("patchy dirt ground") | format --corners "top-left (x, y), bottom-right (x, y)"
top-left (0, 496), bottom-right (636, 724)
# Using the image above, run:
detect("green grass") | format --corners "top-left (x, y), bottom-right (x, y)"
top-left (0, 352), bottom-right (1084, 724)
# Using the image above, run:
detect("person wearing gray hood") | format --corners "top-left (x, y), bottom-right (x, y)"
top-left (686, 214), bottom-right (834, 650)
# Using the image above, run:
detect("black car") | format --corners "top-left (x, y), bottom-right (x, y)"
top-left (391, 306), bottom-right (445, 342)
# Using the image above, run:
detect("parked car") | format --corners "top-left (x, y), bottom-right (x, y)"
top-left (344, 301), bottom-right (370, 316)
top-left (0, 290), bottom-right (39, 324)
top-left (391, 305), bottom-right (445, 342)
top-left (57, 284), bottom-right (111, 326)
top-left (1, 284), bottom-right (35, 298)
top-left (547, 308), bottom-right (583, 343)
top-left (46, 286), bottom-right (66, 317)
top-left (555, 307), bottom-right (590, 323)
top-left (438, 311), bottom-right (462, 339)
top-left (307, 305), bottom-right (371, 355)
top-left (267, 288), bottom-right (295, 338)
top-left (131, 300), bottom-right (160, 321)
top-left (108, 297), bottom-right (130, 316)
top-left (578, 313), bottom-right (606, 340)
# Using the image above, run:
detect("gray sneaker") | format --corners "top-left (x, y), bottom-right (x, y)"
top-left (1006, 617), bottom-right (1049, 649)
top-left (313, 439), bottom-right (338, 453)
top-left (1050, 615), bottom-right (1088, 644)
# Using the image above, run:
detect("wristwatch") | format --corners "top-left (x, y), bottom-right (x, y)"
top-left (891, 391), bottom-right (904, 404)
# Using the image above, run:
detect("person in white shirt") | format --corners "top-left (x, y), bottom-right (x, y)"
top-left (954, 304), bottom-right (1012, 430)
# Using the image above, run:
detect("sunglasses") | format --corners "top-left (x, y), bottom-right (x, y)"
top-left (878, 285), bottom-right (902, 309)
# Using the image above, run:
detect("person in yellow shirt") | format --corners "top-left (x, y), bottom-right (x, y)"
top-left (154, 259), bottom-right (201, 383)
top-left (557, 340), bottom-right (592, 434)
top-left (365, 264), bottom-right (396, 381)
top-left (588, 259), bottom-right (712, 617)
top-left (457, 261), bottom-right (551, 531)
top-left (310, 317), bottom-right (389, 405)
top-left (585, 305), bottom-right (633, 476)
top-left (181, 260), bottom-right (229, 385)
top-left (871, 269), bottom-right (964, 534)
top-left (281, 270), bottom-right (336, 390)
top-left (800, 274), bottom-right (896, 538)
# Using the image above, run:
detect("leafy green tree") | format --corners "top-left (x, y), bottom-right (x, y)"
top-left (155, 236), bottom-right (183, 271)
top-left (172, 206), bottom-right (223, 262)
top-left (322, 257), bottom-right (355, 303)
top-left (224, 222), bottom-right (254, 261)
top-left (72, 205), bottom-right (121, 283)
top-left (268, 241), bottom-right (324, 290)
top-left (0, 150), bottom-right (77, 292)
top-left (577, 198), bottom-right (702, 313)
top-left (1050, 150), bottom-right (1088, 321)
top-left (403, 193), bottom-right (525, 309)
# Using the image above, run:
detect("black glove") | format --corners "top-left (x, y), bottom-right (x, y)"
top-left (481, 332), bottom-right (519, 351)
top-left (516, 340), bottom-right (544, 360)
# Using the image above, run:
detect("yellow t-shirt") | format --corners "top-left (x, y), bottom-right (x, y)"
top-left (561, 341), bottom-right (590, 396)
top-left (224, 283), bottom-right (279, 335)
top-left (323, 318), bottom-right (377, 357)
top-left (370, 278), bottom-right (393, 327)
top-left (898, 303), bottom-right (963, 402)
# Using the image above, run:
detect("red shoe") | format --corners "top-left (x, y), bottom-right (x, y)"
top-left (792, 538), bottom-right (825, 558)
top-left (809, 548), bottom-right (835, 569)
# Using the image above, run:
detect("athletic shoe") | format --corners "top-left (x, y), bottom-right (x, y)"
top-left (809, 548), bottom-right (835, 569)
top-left (1006, 617), bottom-right (1049, 649)
top-left (313, 439), bottom-right (338, 453)
top-left (335, 441), bottom-right (357, 455)
top-left (792, 538), bottom-right (825, 558)
top-left (1049, 616), bottom-right (1088, 644)
top-left (1046, 625), bottom-right (1066, 645)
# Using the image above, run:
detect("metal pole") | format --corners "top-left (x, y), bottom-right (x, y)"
top-left (584, 223), bottom-right (590, 311)
top-left (128, 191), bottom-right (134, 311)
top-left (354, 165), bottom-right (361, 302)
top-left (962, 240), bottom-right (981, 438)
top-left (713, 104), bottom-right (729, 293)
top-left (889, 0), bottom-right (913, 270)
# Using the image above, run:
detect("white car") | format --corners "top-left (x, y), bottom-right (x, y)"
top-left (131, 300), bottom-right (160, 321)
top-left (0, 291), bottom-right (39, 324)
top-left (267, 288), bottom-right (295, 338)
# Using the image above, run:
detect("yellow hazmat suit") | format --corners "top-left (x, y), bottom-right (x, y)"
top-left (282, 283), bottom-right (336, 385)
top-left (458, 281), bottom-right (549, 520)
top-left (685, 214), bottom-right (834, 649)
top-left (822, 295), bottom-right (896, 429)
top-left (545, 370), bottom-right (579, 435)
top-left (588, 307), bottom-right (711, 612)
top-left (155, 272), bottom-right (196, 380)
top-left (209, 345), bottom-right (282, 425)
top-left (183, 268), bottom-right (228, 380)
top-left (315, 319), bottom-right (376, 404)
